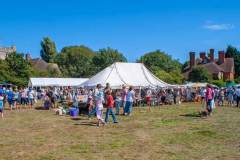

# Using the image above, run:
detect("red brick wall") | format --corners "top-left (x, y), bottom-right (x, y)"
top-left (209, 49), bottom-right (214, 62)
top-left (224, 72), bottom-right (234, 81)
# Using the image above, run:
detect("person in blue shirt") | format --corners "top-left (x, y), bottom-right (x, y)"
top-left (7, 88), bottom-right (14, 111)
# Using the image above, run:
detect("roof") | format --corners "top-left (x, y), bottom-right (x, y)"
top-left (31, 58), bottom-right (61, 73)
top-left (29, 78), bottom-right (89, 87)
top-left (183, 62), bottom-right (223, 79)
top-left (200, 62), bottom-right (223, 73)
top-left (82, 62), bottom-right (169, 88)
top-left (31, 58), bottom-right (49, 70)
top-left (183, 58), bottom-right (234, 79)
top-left (219, 58), bottom-right (235, 73)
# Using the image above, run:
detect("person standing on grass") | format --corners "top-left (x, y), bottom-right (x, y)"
top-left (94, 84), bottom-right (105, 126)
top-left (124, 86), bottom-right (135, 116)
top-left (114, 90), bottom-right (122, 115)
top-left (105, 90), bottom-right (118, 124)
top-left (146, 88), bottom-right (152, 111)
top-left (218, 89), bottom-right (225, 106)
top-left (28, 88), bottom-right (35, 109)
top-left (205, 84), bottom-right (215, 116)
top-left (88, 87), bottom-right (99, 119)
top-left (13, 89), bottom-right (19, 110)
top-left (200, 87), bottom-right (206, 105)
top-left (87, 89), bottom-right (94, 116)
top-left (227, 87), bottom-right (234, 107)
top-left (20, 88), bottom-right (26, 107)
top-left (104, 83), bottom-right (112, 95)
top-left (173, 88), bottom-right (180, 105)
top-left (0, 94), bottom-right (4, 118)
top-left (236, 86), bottom-right (240, 107)
top-left (121, 85), bottom-right (127, 115)
top-left (7, 88), bottom-right (14, 111)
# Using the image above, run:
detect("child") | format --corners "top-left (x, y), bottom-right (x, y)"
top-left (0, 94), bottom-right (4, 118)
top-left (105, 90), bottom-right (118, 124)
top-left (114, 90), bottom-right (121, 115)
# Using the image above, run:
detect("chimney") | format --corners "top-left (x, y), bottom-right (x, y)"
top-left (209, 49), bottom-right (214, 62)
top-left (218, 51), bottom-right (225, 64)
top-left (25, 53), bottom-right (31, 61)
top-left (200, 52), bottom-right (206, 60)
top-left (189, 52), bottom-right (195, 68)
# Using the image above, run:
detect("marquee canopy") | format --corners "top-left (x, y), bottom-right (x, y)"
top-left (29, 78), bottom-right (89, 87)
top-left (82, 62), bottom-right (169, 88)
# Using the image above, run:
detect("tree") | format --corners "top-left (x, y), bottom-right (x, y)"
top-left (55, 45), bottom-right (96, 77)
top-left (5, 52), bottom-right (33, 86)
top-left (211, 79), bottom-right (225, 87)
top-left (188, 67), bottom-right (212, 82)
top-left (182, 61), bottom-right (189, 72)
top-left (225, 45), bottom-right (240, 78)
top-left (0, 60), bottom-right (11, 82)
top-left (138, 50), bottom-right (183, 84)
top-left (40, 37), bottom-right (57, 63)
top-left (92, 47), bottom-right (127, 72)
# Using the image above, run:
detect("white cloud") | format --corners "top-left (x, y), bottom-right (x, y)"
top-left (203, 23), bottom-right (235, 31)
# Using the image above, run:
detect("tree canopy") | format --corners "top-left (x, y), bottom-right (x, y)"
top-left (40, 37), bottom-right (57, 63)
top-left (188, 67), bottom-right (212, 83)
top-left (138, 50), bottom-right (183, 84)
top-left (55, 45), bottom-right (96, 77)
top-left (92, 47), bottom-right (127, 72)
top-left (3, 52), bottom-right (33, 86)
top-left (225, 45), bottom-right (240, 79)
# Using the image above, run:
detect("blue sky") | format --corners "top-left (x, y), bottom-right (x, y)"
top-left (0, 0), bottom-right (239, 63)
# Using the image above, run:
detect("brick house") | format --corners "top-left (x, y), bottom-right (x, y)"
top-left (183, 49), bottom-right (235, 81)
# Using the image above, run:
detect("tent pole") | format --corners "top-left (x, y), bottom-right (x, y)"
top-left (140, 86), bottom-right (141, 107)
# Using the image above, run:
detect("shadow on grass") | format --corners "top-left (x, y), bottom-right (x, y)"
top-left (70, 117), bottom-right (87, 121)
top-left (180, 112), bottom-right (202, 118)
top-left (74, 121), bottom-right (97, 127)
top-left (35, 106), bottom-right (48, 110)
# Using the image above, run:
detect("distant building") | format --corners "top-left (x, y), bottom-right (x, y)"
top-left (0, 46), bottom-right (16, 59)
top-left (25, 53), bottom-right (61, 74)
top-left (183, 49), bottom-right (235, 81)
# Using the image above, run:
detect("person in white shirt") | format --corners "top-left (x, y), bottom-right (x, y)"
top-left (28, 88), bottom-right (35, 109)
top-left (124, 86), bottom-right (135, 116)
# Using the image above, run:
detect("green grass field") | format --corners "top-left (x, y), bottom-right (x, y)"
top-left (0, 103), bottom-right (240, 160)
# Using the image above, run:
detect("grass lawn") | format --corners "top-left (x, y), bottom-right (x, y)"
top-left (0, 103), bottom-right (240, 160)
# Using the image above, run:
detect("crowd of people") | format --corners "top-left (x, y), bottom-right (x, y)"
top-left (0, 83), bottom-right (239, 123)
top-left (0, 86), bottom-right (37, 118)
